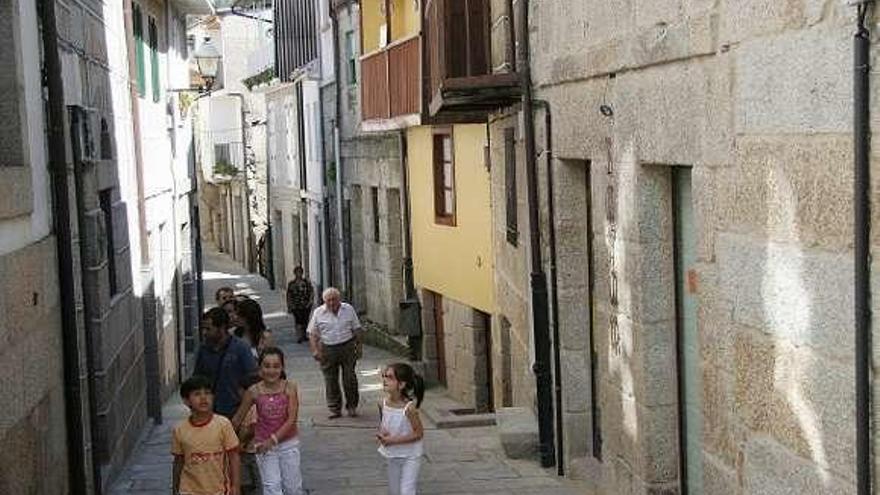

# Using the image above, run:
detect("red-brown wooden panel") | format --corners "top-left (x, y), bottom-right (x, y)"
top-left (361, 50), bottom-right (389, 121)
top-left (389, 37), bottom-right (421, 117)
top-left (426, 0), bottom-right (445, 104)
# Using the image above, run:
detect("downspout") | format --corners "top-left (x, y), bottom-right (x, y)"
top-left (534, 99), bottom-right (564, 475)
top-left (331, 3), bottom-right (348, 294)
top-left (190, 143), bottom-right (205, 317)
top-left (517, 0), bottom-right (556, 468)
top-left (318, 80), bottom-right (333, 289)
top-left (266, 137), bottom-right (275, 289)
top-left (41, 1), bottom-right (92, 493)
top-left (854, 2), bottom-right (873, 494)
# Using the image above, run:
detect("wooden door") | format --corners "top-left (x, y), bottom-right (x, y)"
top-left (432, 292), bottom-right (447, 386)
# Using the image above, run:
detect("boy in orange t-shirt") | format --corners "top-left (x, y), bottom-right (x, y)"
top-left (173, 375), bottom-right (241, 495)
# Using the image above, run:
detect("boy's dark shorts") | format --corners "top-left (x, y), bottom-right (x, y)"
top-left (241, 452), bottom-right (262, 495)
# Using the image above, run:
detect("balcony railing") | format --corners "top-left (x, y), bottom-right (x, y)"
top-left (425, 0), bottom-right (520, 120)
top-left (361, 35), bottom-right (421, 123)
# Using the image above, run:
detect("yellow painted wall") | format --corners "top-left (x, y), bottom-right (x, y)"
top-left (362, 0), bottom-right (420, 54)
top-left (361, 0), bottom-right (384, 54)
top-left (408, 125), bottom-right (495, 313)
top-left (391, 0), bottom-right (420, 41)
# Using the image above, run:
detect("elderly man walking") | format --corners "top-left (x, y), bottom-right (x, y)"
top-left (307, 287), bottom-right (365, 419)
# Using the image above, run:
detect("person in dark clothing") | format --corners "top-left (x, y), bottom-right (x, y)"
top-left (235, 298), bottom-right (273, 357)
top-left (286, 266), bottom-right (314, 344)
top-left (194, 307), bottom-right (259, 418)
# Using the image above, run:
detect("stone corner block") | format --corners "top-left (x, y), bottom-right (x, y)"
top-left (496, 406), bottom-right (540, 460)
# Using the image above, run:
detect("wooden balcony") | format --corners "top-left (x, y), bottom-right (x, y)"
top-left (361, 35), bottom-right (421, 127)
top-left (425, 0), bottom-right (520, 122)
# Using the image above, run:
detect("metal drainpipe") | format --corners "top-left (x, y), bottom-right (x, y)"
top-left (854, 2), bottom-right (873, 493)
top-left (190, 144), bottom-right (205, 316)
top-left (330, 3), bottom-right (348, 295)
top-left (517, 0), bottom-right (556, 468)
top-left (534, 99), bottom-right (564, 475)
top-left (40, 0), bottom-right (91, 492)
top-left (317, 80), bottom-right (333, 289)
top-left (330, 2), bottom-right (348, 297)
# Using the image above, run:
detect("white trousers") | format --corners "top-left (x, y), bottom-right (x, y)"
top-left (256, 437), bottom-right (303, 495)
top-left (386, 457), bottom-right (421, 495)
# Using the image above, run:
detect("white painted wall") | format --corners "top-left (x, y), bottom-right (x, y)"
top-left (319, 0), bottom-right (335, 85)
top-left (301, 79), bottom-right (328, 288)
top-left (0, 0), bottom-right (52, 256)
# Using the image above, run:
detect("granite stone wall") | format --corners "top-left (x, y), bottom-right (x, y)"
top-left (488, 0), bottom-right (871, 493)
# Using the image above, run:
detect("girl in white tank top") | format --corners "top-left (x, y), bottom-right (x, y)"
top-left (377, 363), bottom-right (425, 495)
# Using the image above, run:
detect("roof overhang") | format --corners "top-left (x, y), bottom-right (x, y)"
top-left (172, 0), bottom-right (215, 15)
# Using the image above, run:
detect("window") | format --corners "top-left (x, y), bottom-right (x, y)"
top-left (133, 4), bottom-right (146, 97)
top-left (148, 16), bottom-right (160, 102)
top-left (345, 31), bottom-right (357, 84)
top-left (371, 186), bottom-right (380, 242)
top-left (100, 189), bottom-right (118, 296)
top-left (215, 143), bottom-right (231, 164)
top-left (504, 128), bottom-right (517, 245)
top-left (432, 130), bottom-right (455, 226)
top-left (100, 118), bottom-right (113, 160)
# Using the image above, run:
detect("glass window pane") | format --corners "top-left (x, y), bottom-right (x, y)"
top-left (443, 136), bottom-right (452, 161)
top-left (444, 190), bottom-right (454, 214)
top-left (444, 162), bottom-right (453, 187)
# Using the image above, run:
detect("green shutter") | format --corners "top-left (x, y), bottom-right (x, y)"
top-left (149, 17), bottom-right (160, 102)
top-left (133, 5), bottom-right (145, 97)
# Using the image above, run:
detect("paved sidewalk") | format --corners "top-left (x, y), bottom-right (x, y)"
top-left (109, 248), bottom-right (590, 495)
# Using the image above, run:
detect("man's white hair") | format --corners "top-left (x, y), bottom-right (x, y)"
top-left (322, 287), bottom-right (341, 301)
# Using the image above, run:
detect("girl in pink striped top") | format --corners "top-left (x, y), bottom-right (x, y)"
top-left (233, 347), bottom-right (302, 495)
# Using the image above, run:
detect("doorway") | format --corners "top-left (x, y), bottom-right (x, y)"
top-left (274, 210), bottom-right (286, 288)
top-left (431, 292), bottom-right (447, 386)
top-left (479, 310), bottom-right (494, 412)
top-left (673, 167), bottom-right (702, 494)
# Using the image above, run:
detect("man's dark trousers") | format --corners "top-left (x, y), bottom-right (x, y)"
top-left (320, 339), bottom-right (359, 413)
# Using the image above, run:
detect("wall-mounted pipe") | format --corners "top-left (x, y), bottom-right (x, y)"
top-left (40, 0), bottom-right (91, 492)
top-left (330, 3), bottom-right (348, 294)
top-left (854, 2), bottom-right (872, 493)
top-left (534, 99), bottom-right (564, 475)
top-left (517, 0), bottom-right (556, 468)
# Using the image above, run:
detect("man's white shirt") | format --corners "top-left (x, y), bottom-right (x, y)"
top-left (307, 302), bottom-right (363, 345)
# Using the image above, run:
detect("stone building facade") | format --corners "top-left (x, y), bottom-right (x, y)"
top-left (0, 0), bottom-right (207, 492)
top-left (266, 82), bottom-right (306, 290)
top-left (334, 1), bottom-right (406, 330)
top-left (194, 9), bottom-right (273, 278)
top-left (0, 5), bottom-right (70, 493)
top-left (488, 0), bottom-right (874, 493)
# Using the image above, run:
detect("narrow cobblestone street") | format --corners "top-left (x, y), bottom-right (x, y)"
top-left (109, 248), bottom-right (590, 495)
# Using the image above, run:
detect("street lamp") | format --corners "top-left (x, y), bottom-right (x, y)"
top-left (193, 37), bottom-right (221, 90)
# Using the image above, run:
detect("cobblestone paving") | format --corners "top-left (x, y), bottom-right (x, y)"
top-left (109, 248), bottom-right (591, 495)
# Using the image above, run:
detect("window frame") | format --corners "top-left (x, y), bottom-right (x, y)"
top-left (99, 189), bottom-right (118, 296)
top-left (432, 128), bottom-right (456, 226)
top-left (345, 30), bottom-right (357, 85)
